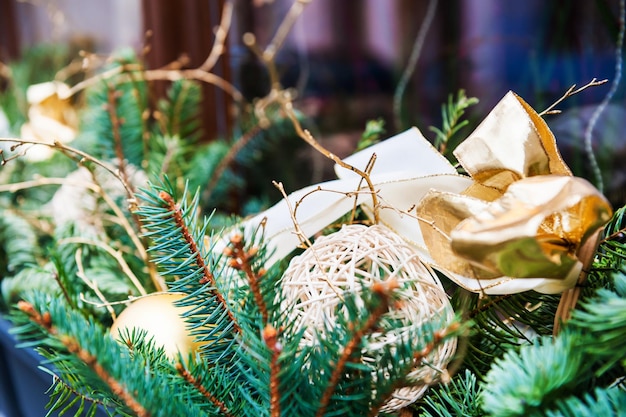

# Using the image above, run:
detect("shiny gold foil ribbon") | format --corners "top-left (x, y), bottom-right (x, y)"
top-left (417, 92), bottom-right (613, 294)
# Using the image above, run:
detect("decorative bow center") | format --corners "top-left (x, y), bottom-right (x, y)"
top-left (416, 92), bottom-right (612, 293)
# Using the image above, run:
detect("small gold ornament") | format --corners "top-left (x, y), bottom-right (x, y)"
top-left (280, 224), bottom-right (457, 412)
top-left (110, 293), bottom-right (201, 359)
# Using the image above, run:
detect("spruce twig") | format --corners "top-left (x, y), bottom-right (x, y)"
top-left (175, 363), bottom-right (235, 417)
top-left (17, 301), bottom-right (151, 417)
top-left (203, 122), bottom-right (263, 204)
top-left (158, 190), bottom-right (240, 332)
top-left (263, 325), bottom-right (283, 417)
top-left (368, 322), bottom-right (461, 417)
top-left (315, 279), bottom-right (398, 417)
top-left (106, 84), bottom-right (133, 193)
top-left (429, 90), bottom-right (479, 154)
top-left (225, 232), bottom-right (269, 325)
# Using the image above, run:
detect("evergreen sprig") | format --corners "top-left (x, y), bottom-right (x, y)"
top-left (81, 58), bottom-right (147, 170)
top-left (481, 271), bottom-right (626, 417)
top-left (135, 178), bottom-right (240, 363)
top-left (429, 90), bottom-right (479, 154)
top-left (418, 369), bottom-right (483, 417)
top-left (545, 387), bottom-right (626, 417)
top-left (10, 292), bottom-right (208, 417)
top-left (481, 331), bottom-right (586, 417)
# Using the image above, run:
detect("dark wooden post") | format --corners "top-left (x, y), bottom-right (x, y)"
top-left (0, 0), bottom-right (20, 62)
top-left (142, 0), bottom-right (234, 141)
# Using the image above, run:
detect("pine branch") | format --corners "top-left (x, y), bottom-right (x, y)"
top-left (176, 362), bottom-right (235, 417)
top-left (545, 387), bottom-right (626, 417)
top-left (106, 84), bottom-right (133, 194)
top-left (263, 325), bottom-right (282, 417)
top-left (417, 369), bottom-right (483, 417)
top-left (481, 331), bottom-right (587, 417)
top-left (429, 90), bottom-right (479, 154)
top-left (368, 321), bottom-right (462, 417)
top-left (43, 371), bottom-right (113, 417)
top-left (156, 79), bottom-right (202, 143)
top-left (481, 272), bottom-right (626, 417)
top-left (136, 179), bottom-right (241, 364)
top-left (11, 292), bottom-right (208, 417)
top-left (17, 300), bottom-right (150, 416)
top-left (315, 279), bottom-right (397, 417)
top-left (224, 231), bottom-right (269, 324)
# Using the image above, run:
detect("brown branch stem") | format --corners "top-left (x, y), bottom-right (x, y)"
top-left (263, 325), bottom-right (282, 417)
top-left (203, 123), bottom-right (263, 204)
top-left (539, 78), bottom-right (608, 116)
top-left (17, 301), bottom-right (150, 417)
top-left (367, 322), bottom-right (460, 417)
top-left (225, 232), bottom-right (269, 324)
top-left (282, 102), bottom-right (380, 224)
top-left (176, 363), bottom-right (235, 417)
top-left (315, 280), bottom-right (397, 417)
top-left (159, 191), bottom-right (240, 332)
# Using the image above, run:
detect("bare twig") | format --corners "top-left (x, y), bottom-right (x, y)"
top-left (61, 237), bottom-right (148, 296)
top-left (538, 78), bottom-right (608, 116)
top-left (199, 0), bottom-right (235, 72)
top-left (55, 1), bottom-right (242, 103)
top-left (272, 181), bottom-right (314, 250)
top-left (74, 248), bottom-right (117, 319)
top-left (0, 138), bottom-right (135, 198)
top-left (281, 100), bottom-right (381, 223)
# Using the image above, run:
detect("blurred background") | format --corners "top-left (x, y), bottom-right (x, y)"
top-left (1, 0), bottom-right (625, 203)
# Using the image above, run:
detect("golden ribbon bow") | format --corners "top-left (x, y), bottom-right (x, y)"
top-left (232, 91), bottom-right (611, 296)
top-left (416, 91), bottom-right (613, 294)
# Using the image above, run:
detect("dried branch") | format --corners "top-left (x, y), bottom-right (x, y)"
top-left (60, 237), bottom-right (148, 297)
top-left (0, 170), bottom-right (162, 291)
top-left (56, 0), bottom-right (242, 103)
top-left (281, 100), bottom-right (381, 224)
top-left (199, 0), bottom-right (235, 72)
top-left (538, 78), bottom-right (608, 117)
top-left (272, 181), bottom-right (314, 250)
top-left (0, 138), bottom-right (135, 199)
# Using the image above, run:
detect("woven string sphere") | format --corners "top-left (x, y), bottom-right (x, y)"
top-left (280, 224), bottom-right (457, 411)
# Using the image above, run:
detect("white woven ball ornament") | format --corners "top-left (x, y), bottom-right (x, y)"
top-left (280, 224), bottom-right (457, 412)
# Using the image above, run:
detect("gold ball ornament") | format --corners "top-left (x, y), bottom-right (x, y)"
top-left (281, 224), bottom-right (457, 412)
top-left (110, 293), bottom-right (201, 359)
